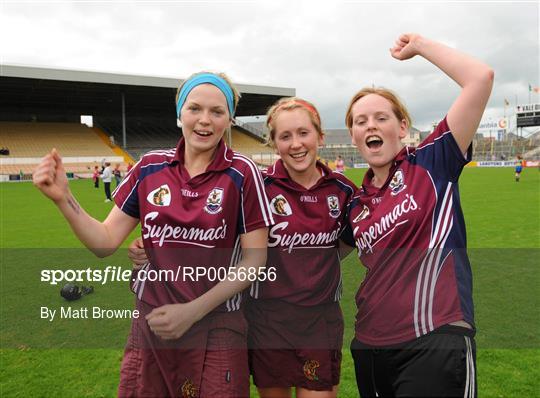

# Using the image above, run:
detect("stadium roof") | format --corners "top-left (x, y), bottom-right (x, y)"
top-left (0, 64), bottom-right (295, 121)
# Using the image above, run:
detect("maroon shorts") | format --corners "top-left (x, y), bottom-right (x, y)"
top-left (246, 300), bottom-right (343, 391)
top-left (118, 300), bottom-right (249, 398)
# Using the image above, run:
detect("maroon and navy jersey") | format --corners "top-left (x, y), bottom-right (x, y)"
top-left (250, 159), bottom-right (357, 306)
top-left (113, 138), bottom-right (273, 312)
top-left (348, 118), bottom-right (474, 346)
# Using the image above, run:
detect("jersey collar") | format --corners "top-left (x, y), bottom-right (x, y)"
top-left (361, 145), bottom-right (411, 195)
top-left (266, 158), bottom-right (336, 190)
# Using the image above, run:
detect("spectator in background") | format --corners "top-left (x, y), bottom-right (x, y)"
top-left (515, 155), bottom-right (523, 182)
top-left (335, 155), bottom-right (345, 173)
top-left (92, 165), bottom-right (100, 189)
top-left (113, 164), bottom-right (122, 187)
top-left (101, 162), bottom-right (112, 202)
top-left (126, 162), bottom-right (133, 172)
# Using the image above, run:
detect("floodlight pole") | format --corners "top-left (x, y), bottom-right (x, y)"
top-left (121, 92), bottom-right (127, 148)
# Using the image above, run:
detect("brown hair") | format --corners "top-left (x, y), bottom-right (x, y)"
top-left (345, 87), bottom-right (412, 130)
top-left (265, 97), bottom-right (323, 146)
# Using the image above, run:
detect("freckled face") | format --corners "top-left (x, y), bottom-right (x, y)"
top-left (273, 109), bottom-right (323, 178)
top-left (350, 94), bottom-right (407, 169)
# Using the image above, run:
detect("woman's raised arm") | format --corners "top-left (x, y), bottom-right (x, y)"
top-left (33, 149), bottom-right (139, 257)
top-left (390, 33), bottom-right (494, 153)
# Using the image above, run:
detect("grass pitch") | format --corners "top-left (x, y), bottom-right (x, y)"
top-left (1, 167), bottom-right (539, 397)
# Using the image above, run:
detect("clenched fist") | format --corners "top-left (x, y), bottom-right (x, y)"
top-left (33, 149), bottom-right (69, 203)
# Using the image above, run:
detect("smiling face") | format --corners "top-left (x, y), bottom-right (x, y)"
top-left (180, 84), bottom-right (231, 156)
top-left (349, 93), bottom-right (408, 171)
top-left (273, 108), bottom-right (324, 180)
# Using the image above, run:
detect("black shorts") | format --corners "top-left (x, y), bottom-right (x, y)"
top-left (350, 326), bottom-right (476, 398)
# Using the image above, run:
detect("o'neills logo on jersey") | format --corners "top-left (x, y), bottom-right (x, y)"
top-left (268, 221), bottom-right (341, 253)
top-left (327, 195), bottom-right (341, 218)
top-left (205, 188), bottom-right (224, 214)
top-left (389, 169), bottom-right (407, 196)
top-left (147, 185), bottom-right (171, 206)
top-left (300, 195), bottom-right (318, 203)
top-left (181, 189), bottom-right (198, 198)
top-left (354, 194), bottom-right (418, 256)
top-left (143, 212), bottom-right (227, 247)
top-left (270, 194), bottom-right (292, 216)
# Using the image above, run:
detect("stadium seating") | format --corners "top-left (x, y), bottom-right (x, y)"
top-left (0, 163), bottom-right (108, 175)
top-left (0, 122), bottom-right (119, 157)
top-left (96, 117), bottom-right (277, 165)
top-left (96, 117), bottom-right (180, 160)
top-left (0, 122), bottom-right (127, 177)
top-left (472, 132), bottom-right (540, 160)
top-left (230, 127), bottom-right (276, 165)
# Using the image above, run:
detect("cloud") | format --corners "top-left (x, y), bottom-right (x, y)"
top-left (1, 1), bottom-right (538, 131)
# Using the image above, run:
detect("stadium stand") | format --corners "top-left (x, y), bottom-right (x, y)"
top-left (95, 117), bottom-right (277, 165)
top-left (0, 122), bottom-right (128, 177)
top-left (320, 126), bottom-right (540, 165)
top-left (0, 122), bottom-right (118, 157)
top-left (230, 126), bottom-right (276, 165)
top-left (3, 65), bottom-right (536, 179)
top-left (96, 117), bottom-right (180, 160)
top-left (235, 120), bottom-right (267, 140)
top-left (0, 65), bottom-right (295, 180)
top-left (472, 131), bottom-right (540, 160)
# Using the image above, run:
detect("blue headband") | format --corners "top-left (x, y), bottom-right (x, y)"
top-left (176, 73), bottom-right (235, 119)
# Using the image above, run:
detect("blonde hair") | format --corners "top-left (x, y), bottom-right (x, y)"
top-left (345, 87), bottom-right (412, 130)
top-left (265, 97), bottom-right (323, 146)
top-left (175, 71), bottom-right (241, 119)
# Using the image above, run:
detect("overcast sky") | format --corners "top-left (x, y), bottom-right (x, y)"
top-left (1, 1), bottom-right (539, 131)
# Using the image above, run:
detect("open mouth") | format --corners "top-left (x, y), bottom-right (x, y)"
top-left (366, 135), bottom-right (383, 149)
top-left (290, 151), bottom-right (307, 160)
top-left (195, 130), bottom-right (212, 137)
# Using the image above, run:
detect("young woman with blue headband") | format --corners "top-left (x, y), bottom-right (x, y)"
top-left (33, 71), bottom-right (273, 397)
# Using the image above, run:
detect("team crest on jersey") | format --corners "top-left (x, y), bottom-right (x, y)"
top-left (270, 194), bottom-right (292, 216)
top-left (327, 195), bottom-right (341, 218)
top-left (389, 169), bottom-right (407, 196)
top-left (303, 359), bottom-right (320, 381)
top-left (147, 184), bottom-right (171, 206)
top-left (204, 187), bottom-right (224, 214)
top-left (353, 204), bottom-right (370, 223)
top-left (180, 378), bottom-right (198, 398)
